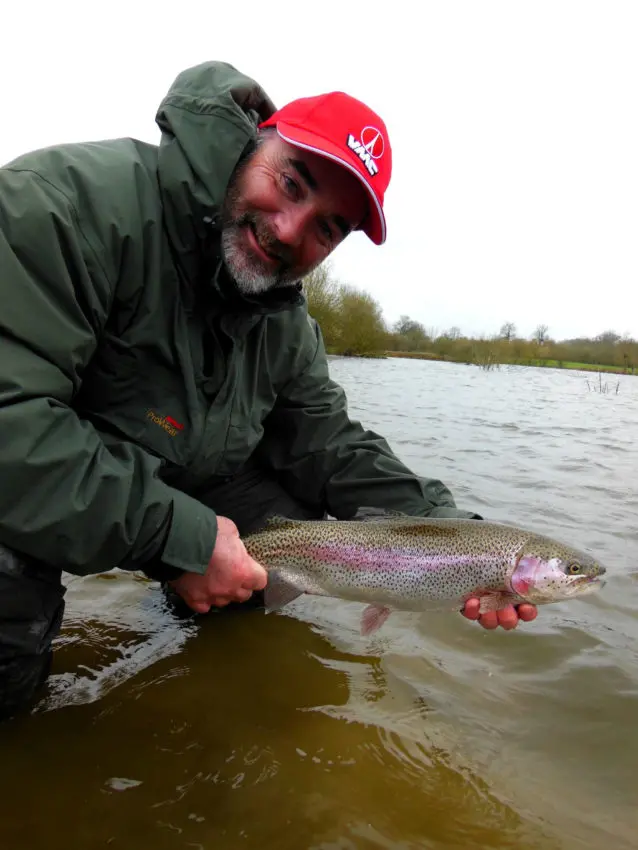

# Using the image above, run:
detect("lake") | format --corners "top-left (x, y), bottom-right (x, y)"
top-left (1, 356), bottom-right (636, 850)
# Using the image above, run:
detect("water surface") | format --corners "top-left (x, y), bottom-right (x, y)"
top-left (2, 358), bottom-right (637, 850)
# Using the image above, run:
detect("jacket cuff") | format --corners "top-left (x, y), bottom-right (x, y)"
top-left (141, 560), bottom-right (185, 583)
top-left (159, 489), bottom-right (218, 575)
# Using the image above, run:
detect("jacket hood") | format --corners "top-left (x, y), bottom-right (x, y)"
top-left (155, 60), bottom-right (304, 314)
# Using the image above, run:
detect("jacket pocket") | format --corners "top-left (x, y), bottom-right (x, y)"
top-left (74, 334), bottom-right (198, 468)
top-left (212, 419), bottom-right (265, 477)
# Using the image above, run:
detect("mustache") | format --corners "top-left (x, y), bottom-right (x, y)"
top-left (235, 212), bottom-right (295, 268)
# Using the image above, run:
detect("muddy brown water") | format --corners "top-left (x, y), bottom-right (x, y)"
top-left (1, 357), bottom-right (637, 850)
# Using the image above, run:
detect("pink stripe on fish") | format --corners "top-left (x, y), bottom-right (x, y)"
top-left (303, 544), bottom-right (497, 571)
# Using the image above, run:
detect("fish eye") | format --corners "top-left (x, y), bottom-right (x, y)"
top-left (567, 563), bottom-right (582, 575)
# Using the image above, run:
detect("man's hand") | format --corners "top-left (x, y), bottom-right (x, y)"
top-left (462, 599), bottom-right (538, 630)
top-left (168, 516), bottom-right (267, 614)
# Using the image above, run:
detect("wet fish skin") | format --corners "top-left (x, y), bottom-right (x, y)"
top-left (243, 514), bottom-right (606, 635)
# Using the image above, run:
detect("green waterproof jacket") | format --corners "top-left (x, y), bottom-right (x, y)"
top-left (0, 61), bottom-right (478, 579)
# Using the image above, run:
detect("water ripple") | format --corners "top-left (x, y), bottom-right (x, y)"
top-left (325, 356), bottom-right (638, 849)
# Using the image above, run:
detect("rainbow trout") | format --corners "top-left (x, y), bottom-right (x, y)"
top-left (243, 514), bottom-right (606, 635)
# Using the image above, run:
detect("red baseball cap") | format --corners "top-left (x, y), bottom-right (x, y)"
top-left (259, 91), bottom-right (392, 245)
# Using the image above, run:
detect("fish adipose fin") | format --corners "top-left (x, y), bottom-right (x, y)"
top-left (361, 604), bottom-right (392, 636)
top-left (477, 591), bottom-right (522, 614)
top-left (263, 570), bottom-right (304, 614)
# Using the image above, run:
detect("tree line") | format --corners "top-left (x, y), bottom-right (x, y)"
top-left (302, 264), bottom-right (637, 373)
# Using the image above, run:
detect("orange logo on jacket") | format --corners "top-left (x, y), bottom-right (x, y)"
top-left (146, 409), bottom-right (184, 437)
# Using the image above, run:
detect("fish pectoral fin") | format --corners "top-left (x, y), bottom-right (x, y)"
top-left (360, 604), bottom-right (392, 636)
top-left (263, 571), bottom-right (304, 614)
top-left (477, 591), bottom-right (522, 615)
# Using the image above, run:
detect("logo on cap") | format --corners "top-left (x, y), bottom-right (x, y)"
top-left (346, 125), bottom-right (385, 177)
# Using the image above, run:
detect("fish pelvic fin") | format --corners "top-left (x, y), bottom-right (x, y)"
top-left (361, 604), bottom-right (392, 636)
top-left (476, 591), bottom-right (523, 615)
top-left (263, 570), bottom-right (305, 614)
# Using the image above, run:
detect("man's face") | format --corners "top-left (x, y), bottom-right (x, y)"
top-left (220, 130), bottom-right (369, 295)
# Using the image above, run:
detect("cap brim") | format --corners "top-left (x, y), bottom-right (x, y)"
top-left (273, 122), bottom-right (386, 245)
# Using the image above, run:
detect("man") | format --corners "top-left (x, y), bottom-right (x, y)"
top-left (0, 61), bottom-right (537, 720)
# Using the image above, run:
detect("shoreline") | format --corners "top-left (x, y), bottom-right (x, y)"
top-left (327, 349), bottom-right (637, 377)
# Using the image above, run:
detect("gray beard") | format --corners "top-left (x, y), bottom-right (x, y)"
top-left (221, 223), bottom-right (318, 296)
top-left (220, 225), bottom-right (283, 296)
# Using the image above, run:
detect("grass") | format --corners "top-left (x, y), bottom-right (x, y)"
top-left (524, 359), bottom-right (634, 375)
top-left (385, 351), bottom-right (448, 361)
top-left (586, 372), bottom-right (621, 394)
top-left (384, 352), bottom-right (636, 376)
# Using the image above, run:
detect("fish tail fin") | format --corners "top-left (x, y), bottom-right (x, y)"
top-left (263, 570), bottom-right (305, 613)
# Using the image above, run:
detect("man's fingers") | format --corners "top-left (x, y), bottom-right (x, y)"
top-left (241, 557), bottom-right (268, 591)
top-left (478, 611), bottom-right (499, 630)
top-left (191, 599), bottom-right (212, 614)
top-left (207, 588), bottom-right (254, 606)
top-left (494, 605), bottom-right (519, 630)
top-left (232, 587), bottom-right (254, 603)
top-left (210, 595), bottom-right (233, 607)
top-left (461, 598), bottom-right (481, 620)
top-left (517, 603), bottom-right (538, 622)
top-left (463, 598), bottom-right (540, 630)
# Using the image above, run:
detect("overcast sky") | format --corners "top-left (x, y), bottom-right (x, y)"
top-left (2, 1), bottom-right (636, 341)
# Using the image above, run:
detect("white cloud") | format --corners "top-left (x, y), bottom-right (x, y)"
top-left (2, 0), bottom-right (636, 340)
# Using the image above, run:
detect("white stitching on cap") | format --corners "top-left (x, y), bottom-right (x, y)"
top-left (276, 129), bottom-right (386, 243)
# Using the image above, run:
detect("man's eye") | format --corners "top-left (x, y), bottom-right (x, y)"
top-left (282, 174), bottom-right (299, 197)
top-left (320, 222), bottom-right (334, 242)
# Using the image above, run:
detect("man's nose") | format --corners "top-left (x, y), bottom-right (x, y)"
top-left (270, 205), bottom-right (312, 246)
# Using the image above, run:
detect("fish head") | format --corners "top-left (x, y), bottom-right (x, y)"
top-left (510, 535), bottom-right (606, 605)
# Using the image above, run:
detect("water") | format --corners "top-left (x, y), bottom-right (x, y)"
top-left (1, 358), bottom-right (637, 850)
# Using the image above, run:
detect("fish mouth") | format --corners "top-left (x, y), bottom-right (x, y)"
top-left (577, 575), bottom-right (606, 592)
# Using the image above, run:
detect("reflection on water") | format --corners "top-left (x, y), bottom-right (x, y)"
top-left (1, 359), bottom-right (637, 850)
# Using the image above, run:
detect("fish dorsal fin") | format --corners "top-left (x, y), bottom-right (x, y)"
top-left (255, 510), bottom-right (465, 536)
top-left (259, 514), bottom-right (300, 532)
top-left (262, 508), bottom-right (417, 528)
top-left (348, 510), bottom-right (467, 537)
top-left (349, 506), bottom-right (408, 522)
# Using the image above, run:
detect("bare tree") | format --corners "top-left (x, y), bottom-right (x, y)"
top-left (393, 315), bottom-right (426, 336)
top-left (391, 314), bottom-right (429, 352)
top-left (596, 330), bottom-right (621, 345)
top-left (533, 324), bottom-right (549, 345)
top-left (499, 322), bottom-right (516, 341)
